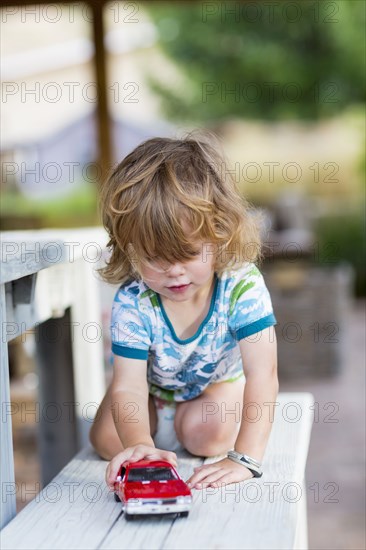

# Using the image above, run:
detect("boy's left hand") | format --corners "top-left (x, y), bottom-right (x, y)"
top-left (186, 457), bottom-right (254, 489)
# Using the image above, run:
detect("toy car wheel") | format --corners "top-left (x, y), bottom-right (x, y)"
top-left (180, 511), bottom-right (189, 518)
top-left (124, 513), bottom-right (135, 521)
top-left (114, 493), bottom-right (121, 502)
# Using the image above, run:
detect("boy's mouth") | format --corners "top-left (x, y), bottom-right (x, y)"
top-left (168, 283), bottom-right (191, 292)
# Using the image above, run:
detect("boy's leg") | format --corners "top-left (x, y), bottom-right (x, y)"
top-left (89, 385), bottom-right (157, 460)
top-left (174, 376), bottom-right (245, 457)
top-left (152, 396), bottom-right (183, 452)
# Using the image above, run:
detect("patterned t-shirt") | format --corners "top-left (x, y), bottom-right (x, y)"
top-left (110, 262), bottom-right (277, 402)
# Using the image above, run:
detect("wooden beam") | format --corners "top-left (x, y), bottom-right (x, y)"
top-left (35, 308), bottom-right (79, 486)
top-left (90, 1), bottom-right (112, 180)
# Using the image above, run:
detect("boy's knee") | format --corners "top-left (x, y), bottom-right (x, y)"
top-left (177, 416), bottom-right (234, 457)
top-left (89, 423), bottom-right (103, 457)
top-left (183, 435), bottom-right (229, 458)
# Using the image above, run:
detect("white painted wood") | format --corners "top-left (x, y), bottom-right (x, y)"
top-left (159, 392), bottom-right (314, 550)
top-left (294, 477), bottom-right (308, 550)
top-left (4, 265), bottom-right (75, 343)
top-left (1, 393), bottom-right (314, 550)
top-left (1, 235), bottom-right (66, 284)
top-left (2, 227), bottom-right (109, 339)
top-left (0, 284), bottom-right (16, 529)
top-left (1, 227), bottom-right (108, 284)
top-left (1, 447), bottom-right (118, 550)
top-left (34, 264), bottom-right (74, 322)
top-left (69, 258), bottom-right (106, 446)
top-left (0, 226), bottom-right (109, 515)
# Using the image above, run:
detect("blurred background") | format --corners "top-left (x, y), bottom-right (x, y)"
top-left (1, 2), bottom-right (365, 548)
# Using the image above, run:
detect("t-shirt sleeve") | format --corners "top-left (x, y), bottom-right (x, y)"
top-left (228, 264), bottom-right (277, 340)
top-left (110, 285), bottom-right (152, 360)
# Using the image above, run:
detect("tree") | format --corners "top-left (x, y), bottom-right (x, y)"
top-left (145, 0), bottom-right (365, 122)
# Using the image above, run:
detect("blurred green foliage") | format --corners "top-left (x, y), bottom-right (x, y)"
top-left (146, 0), bottom-right (365, 122)
top-left (314, 208), bottom-right (366, 296)
top-left (0, 184), bottom-right (98, 229)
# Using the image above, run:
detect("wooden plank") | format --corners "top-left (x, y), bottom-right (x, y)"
top-left (1, 236), bottom-right (66, 284)
top-left (0, 284), bottom-right (16, 529)
top-left (1, 393), bottom-right (314, 550)
top-left (1, 447), bottom-right (117, 550)
top-left (294, 477), bottom-right (308, 550)
top-left (157, 392), bottom-right (314, 550)
top-left (1, 227), bottom-right (108, 284)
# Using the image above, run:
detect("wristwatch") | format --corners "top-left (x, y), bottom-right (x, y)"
top-left (227, 450), bottom-right (263, 478)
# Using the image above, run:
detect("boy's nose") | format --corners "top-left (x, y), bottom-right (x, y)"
top-left (167, 262), bottom-right (185, 276)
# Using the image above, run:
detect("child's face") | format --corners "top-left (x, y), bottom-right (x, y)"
top-left (138, 242), bottom-right (216, 303)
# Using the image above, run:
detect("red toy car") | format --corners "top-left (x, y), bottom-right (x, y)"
top-left (114, 459), bottom-right (192, 520)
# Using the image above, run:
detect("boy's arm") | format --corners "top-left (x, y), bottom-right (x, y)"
top-left (106, 354), bottom-right (177, 489)
top-left (235, 326), bottom-right (279, 462)
top-left (186, 326), bottom-right (278, 489)
top-left (110, 355), bottom-right (154, 448)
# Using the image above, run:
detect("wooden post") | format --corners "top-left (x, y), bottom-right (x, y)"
top-left (35, 308), bottom-right (78, 486)
top-left (90, 0), bottom-right (112, 179)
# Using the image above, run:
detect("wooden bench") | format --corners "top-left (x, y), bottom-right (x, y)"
top-left (1, 392), bottom-right (314, 550)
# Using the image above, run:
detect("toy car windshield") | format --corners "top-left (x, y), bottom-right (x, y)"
top-left (127, 467), bottom-right (177, 482)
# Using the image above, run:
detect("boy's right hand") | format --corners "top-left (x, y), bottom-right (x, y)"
top-left (105, 444), bottom-right (178, 489)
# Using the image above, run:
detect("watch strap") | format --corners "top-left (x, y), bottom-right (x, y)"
top-left (227, 450), bottom-right (263, 478)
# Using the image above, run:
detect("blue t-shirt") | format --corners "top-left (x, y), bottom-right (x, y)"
top-left (110, 262), bottom-right (277, 402)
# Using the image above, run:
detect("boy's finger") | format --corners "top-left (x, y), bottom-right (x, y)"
top-left (187, 465), bottom-right (220, 487)
top-left (105, 462), bottom-right (115, 485)
top-left (164, 451), bottom-right (178, 465)
top-left (106, 447), bottom-right (177, 487)
top-left (107, 465), bottom-right (120, 487)
top-left (107, 451), bottom-right (132, 486)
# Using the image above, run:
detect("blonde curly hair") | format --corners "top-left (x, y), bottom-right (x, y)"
top-left (98, 131), bottom-right (263, 285)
